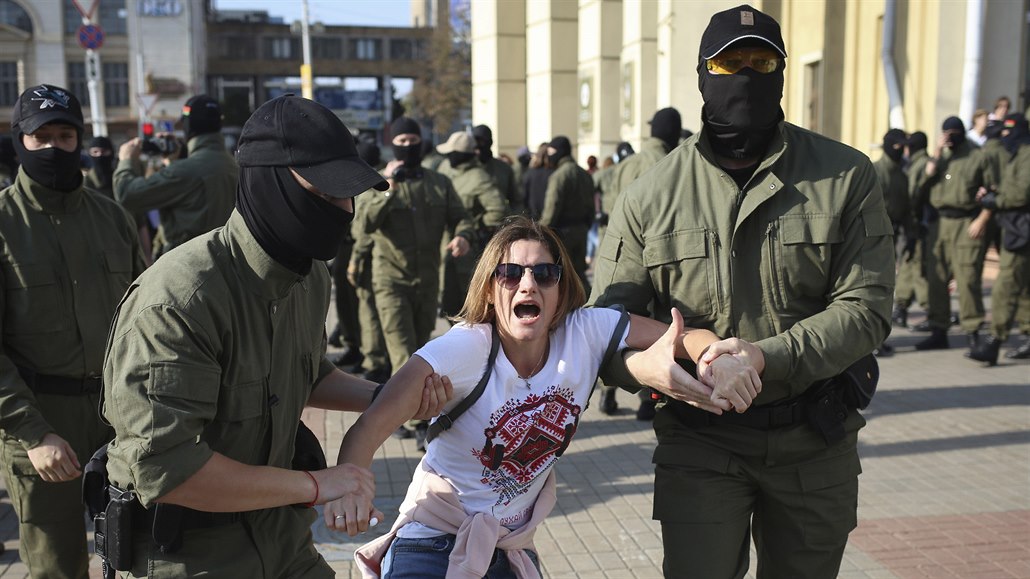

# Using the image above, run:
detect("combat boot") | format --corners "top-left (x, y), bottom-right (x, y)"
top-left (1004, 335), bottom-right (1030, 359)
top-left (599, 387), bottom-right (618, 415)
top-left (968, 335), bottom-right (1001, 366)
top-left (915, 329), bottom-right (949, 350)
top-left (891, 305), bottom-right (907, 328)
top-left (962, 331), bottom-right (980, 358)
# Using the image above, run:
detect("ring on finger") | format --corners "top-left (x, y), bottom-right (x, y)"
top-left (335, 515), bottom-right (345, 521)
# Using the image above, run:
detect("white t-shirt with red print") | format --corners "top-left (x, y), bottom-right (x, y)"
top-left (396, 307), bottom-right (627, 537)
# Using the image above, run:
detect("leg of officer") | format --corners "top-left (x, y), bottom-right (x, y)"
top-left (926, 220), bottom-right (954, 330)
top-left (356, 274), bottom-right (390, 378)
top-left (374, 282), bottom-right (420, 373)
top-left (954, 217), bottom-right (988, 333)
top-left (332, 240), bottom-right (362, 352)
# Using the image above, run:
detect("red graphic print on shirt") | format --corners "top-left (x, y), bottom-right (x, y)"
top-left (473, 385), bottom-right (580, 507)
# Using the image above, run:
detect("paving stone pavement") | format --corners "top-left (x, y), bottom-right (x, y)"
top-left (0, 265), bottom-right (1027, 578)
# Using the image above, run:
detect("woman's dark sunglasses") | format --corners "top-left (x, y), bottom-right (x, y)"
top-left (493, 263), bottom-right (562, 289)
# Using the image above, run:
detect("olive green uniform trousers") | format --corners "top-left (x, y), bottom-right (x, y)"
top-left (925, 216), bottom-right (988, 332)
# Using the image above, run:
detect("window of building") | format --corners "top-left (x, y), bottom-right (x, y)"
top-left (350, 38), bottom-right (381, 61)
top-left (0, 0), bottom-right (32, 33)
top-left (389, 38), bottom-right (412, 61)
top-left (216, 36), bottom-right (257, 60)
top-left (312, 37), bottom-right (342, 60)
top-left (103, 61), bottom-right (129, 107)
top-left (67, 61), bottom-right (89, 105)
top-left (803, 60), bottom-right (822, 134)
top-left (264, 37), bottom-right (299, 60)
top-left (0, 62), bottom-right (18, 107)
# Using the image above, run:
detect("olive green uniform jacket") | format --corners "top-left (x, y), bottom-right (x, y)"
top-left (609, 137), bottom-right (671, 212)
top-left (873, 154), bottom-right (911, 229)
top-left (436, 160), bottom-right (509, 317)
top-left (895, 149), bottom-right (931, 309)
top-left (0, 168), bottom-right (144, 577)
top-left (482, 156), bottom-right (522, 215)
top-left (114, 132), bottom-right (238, 256)
top-left (103, 210), bottom-right (336, 576)
top-left (592, 122), bottom-right (895, 404)
top-left (989, 144), bottom-right (1030, 339)
top-left (540, 157), bottom-right (594, 286)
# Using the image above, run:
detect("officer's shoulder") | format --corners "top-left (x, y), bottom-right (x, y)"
top-left (782, 123), bottom-right (873, 171)
top-left (129, 232), bottom-right (231, 314)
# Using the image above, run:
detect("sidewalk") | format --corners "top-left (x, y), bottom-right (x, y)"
top-left (1, 271), bottom-right (1027, 577)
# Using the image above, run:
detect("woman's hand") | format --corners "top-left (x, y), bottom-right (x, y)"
top-left (625, 308), bottom-right (732, 414)
top-left (697, 338), bottom-right (765, 412)
top-left (411, 373), bottom-right (453, 420)
top-left (320, 464), bottom-right (385, 537)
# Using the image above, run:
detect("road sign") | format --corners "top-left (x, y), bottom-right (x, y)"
top-left (136, 93), bottom-right (159, 115)
top-left (77, 24), bottom-right (104, 50)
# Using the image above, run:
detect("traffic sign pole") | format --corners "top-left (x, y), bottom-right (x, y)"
top-left (85, 49), bottom-right (108, 136)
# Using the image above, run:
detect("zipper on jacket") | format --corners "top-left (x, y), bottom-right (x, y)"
top-left (709, 229), bottom-right (723, 313)
top-left (765, 222), bottom-right (785, 311)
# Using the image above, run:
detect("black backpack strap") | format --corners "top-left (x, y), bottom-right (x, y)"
top-left (584, 305), bottom-right (630, 411)
top-left (425, 324), bottom-right (500, 444)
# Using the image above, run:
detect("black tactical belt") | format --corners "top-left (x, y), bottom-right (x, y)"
top-left (937, 207), bottom-right (979, 219)
top-left (133, 502), bottom-right (241, 532)
top-left (16, 367), bottom-right (102, 395)
top-left (670, 397), bottom-right (807, 430)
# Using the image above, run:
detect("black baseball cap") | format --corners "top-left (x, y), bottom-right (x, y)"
top-left (236, 95), bottom-right (387, 199)
top-left (11, 84), bottom-right (84, 135)
top-left (700, 4), bottom-right (787, 60)
top-left (181, 94), bottom-right (222, 135)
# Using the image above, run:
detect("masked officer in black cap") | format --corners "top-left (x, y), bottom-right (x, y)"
top-left (915, 116), bottom-right (992, 352)
top-left (872, 128), bottom-right (911, 357)
top-left (539, 135), bottom-right (594, 290)
top-left (591, 5), bottom-right (894, 577)
top-left (114, 94), bottom-right (238, 259)
top-left (85, 135), bottom-right (116, 198)
top-left (102, 96), bottom-right (451, 576)
top-left (0, 84), bottom-right (145, 578)
top-left (473, 124), bottom-right (522, 214)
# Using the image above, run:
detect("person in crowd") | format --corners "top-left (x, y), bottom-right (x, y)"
top-left (872, 128), bottom-right (911, 357)
top-left (0, 134), bottom-right (16, 188)
top-left (114, 94), bottom-right (237, 260)
top-left (420, 138), bottom-right (445, 172)
top-left (512, 145), bottom-right (531, 195)
top-left (524, 142), bottom-right (554, 221)
top-left (915, 116), bottom-right (992, 352)
top-left (894, 131), bottom-right (932, 328)
top-left (989, 95), bottom-right (1011, 122)
top-left (327, 216), bottom-right (762, 577)
top-left (474, 124), bottom-right (522, 215)
top-left (436, 130), bottom-right (509, 320)
top-left (590, 5), bottom-right (894, 577)
top-left (538, 136), bottom-right (594, 291)
top-left (969, 113), bottom-right (1030, 363)
top-left (0, 84), bottom-right (145, 578)
top-left (102, 95), bottom-right (450, 576)
top-left (356, 116), bottom-right (476, 451)
top-left (84, 135), bottom-right (115, 198)
top-left (967, 109), bottom-right (989, 147)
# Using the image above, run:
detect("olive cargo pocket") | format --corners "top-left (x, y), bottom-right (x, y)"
top-left (768, 215), bottom-right (841, 308)
top-left (652, 444), bottom-right (733, 523)
top-left (2, 263), bottom-right (69, 334)
top-left (146, 364), bottom-right (221, 453)
top-left (103, 249), bottom-right (135, 303)
top-left (797, 451), bottom-right (861, 549)
top-left (643, 229), bottom-right (716, 317)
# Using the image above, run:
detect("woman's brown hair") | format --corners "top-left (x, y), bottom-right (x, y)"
top-left (453, 216), bottom-right (585, 332)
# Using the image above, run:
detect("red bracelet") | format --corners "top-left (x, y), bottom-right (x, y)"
top-left (302, 470), bottom-right (319, 507)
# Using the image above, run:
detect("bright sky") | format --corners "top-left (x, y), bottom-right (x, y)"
top-left (211, 0), bottom-right (411, 28)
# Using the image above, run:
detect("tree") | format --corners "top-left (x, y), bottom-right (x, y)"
top-left (408, 0), bottom-right (470, 142)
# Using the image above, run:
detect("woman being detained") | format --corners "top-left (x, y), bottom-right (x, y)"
top-left (327, 216), bottom-right (762, 578)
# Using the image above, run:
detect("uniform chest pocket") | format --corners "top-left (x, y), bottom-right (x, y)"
top-left (766, 215), bottom-right (840, 310)
top-left (216, 379), bottom-right (266, 423)
top-left (2, 263), bottom-right (69, 334)
top-left (642, 229), bottom-right (717, 317)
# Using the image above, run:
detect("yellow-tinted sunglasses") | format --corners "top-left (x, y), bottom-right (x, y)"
top-left (706, 47), bottom-right (782, 75)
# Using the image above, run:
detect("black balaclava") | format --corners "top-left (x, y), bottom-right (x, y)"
top-left (13, 125), bottom-right (82, 192)
top-left (547, 136), bottom-right (571, 167)
top-left (448, 151), bottom-right (476, 169)
top-left (942, 116), bottom-right (966, 149)
top-left (698, 49), bottom-right (784, 160)
top-left (650, 108), bottom-right (682, 152)
top-left (1001, 113), bottom-right (1030, 155)
top-left (473, 125), bottom-right (493, 163)
top-left (907, 132), bottom-right (927, 154)
top-left (236, 165), bottom-right (354, 275)
top-left (882, 129), bottom-right (907, 163)
top-left (88, 135), bottom-right (115, 188)
top-left (390, 117), bottom-right (423, 168)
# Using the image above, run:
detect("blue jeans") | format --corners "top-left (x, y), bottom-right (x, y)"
top-left (381, 534), bottom-right (541, 579)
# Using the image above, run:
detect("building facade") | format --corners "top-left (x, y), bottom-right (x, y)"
top-left (472, 0), bottom-right (1029, 164)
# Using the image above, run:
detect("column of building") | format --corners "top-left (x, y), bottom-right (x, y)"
top-left (620, 0), bottom-right (657, 151)
top-left (470, 0), bottom-right (527, 157)
top-left (525, 0), bottom-right (579, 156)
top-left (576, 0), bottom-right (621, 164)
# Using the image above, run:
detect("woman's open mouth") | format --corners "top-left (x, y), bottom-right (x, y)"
top-left (513, 303), bottom-right (541, 321)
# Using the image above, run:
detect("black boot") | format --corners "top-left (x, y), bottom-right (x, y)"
top-left (599, 387), bottom-right (618, 415)
top-left (636, 398), bottom-right (657, 421)
top-left (910, 319), bottom-right (932, 332)
top-left (1005, 335), bottom-right (1030, 359)
top-left (327, 325), bottom-right (343, 348)
top-left (891, 306), bottom-right (907, 328)
top-left (873, 342), bottom-right (894, 357)
top-left (329, 345), bottom-right (363, 369)
top-left (915, 329), bottom-right (950, 350)
top-left (969, 335), bottom-right (1002, 366)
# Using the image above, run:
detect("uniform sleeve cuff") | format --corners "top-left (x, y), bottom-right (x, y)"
top-left (754, 336), bottom-right (791, 383)
top-left (15, 421), bottom-right (52, 451)
top-left (129, 442), bottom-right (214, 508)
top-left (597, 349), bottom-right (644, 394)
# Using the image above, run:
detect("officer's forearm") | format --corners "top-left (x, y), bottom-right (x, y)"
top-left (156, 452), bottom-right (316, 512)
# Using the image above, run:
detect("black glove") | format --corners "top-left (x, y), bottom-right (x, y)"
top-left (979, 191), bottom-right (998, 210)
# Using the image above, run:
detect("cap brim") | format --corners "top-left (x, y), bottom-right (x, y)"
top-left (17, 111), bottom-right (84, 135)
top-left (436, 143), bottom-right (454, 154)
top-left (702, 35), bottom-right (786, 59)
top-left (294, 157), bottom-right (388, 199)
